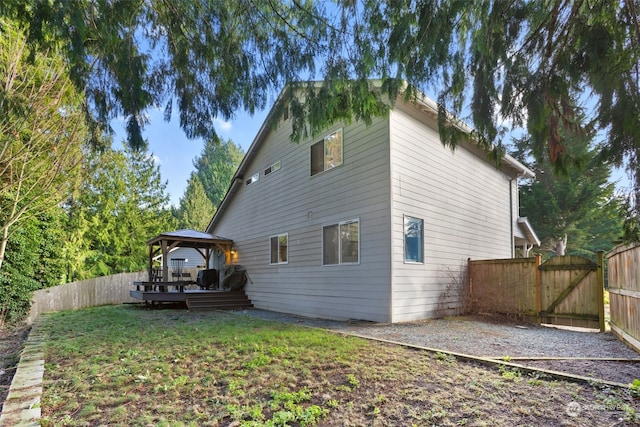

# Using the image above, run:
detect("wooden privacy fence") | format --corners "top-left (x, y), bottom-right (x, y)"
top-left (469, 254), bottom-right (605, 331)
top-left (607, 244), bottom-right (640, 352)
top-left (468, 257), bottom-right (539, 321)
top-left (27, 271), bottom-right (146, 324)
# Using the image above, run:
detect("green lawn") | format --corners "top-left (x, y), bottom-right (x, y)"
top-left (40, 305), bottom-right (638, 426)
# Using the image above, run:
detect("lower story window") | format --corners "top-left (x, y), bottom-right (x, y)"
top-left (404, 216), bottom-right (424, 263)
top-left (323, 219), bottom-right (359, 265)
top-left (270, 234), bottom-right (288, 264)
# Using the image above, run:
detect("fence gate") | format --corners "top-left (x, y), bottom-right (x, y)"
top-left (538, 254), bottom-right (605, 330)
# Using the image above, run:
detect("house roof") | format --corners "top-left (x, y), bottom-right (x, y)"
top-left (207, 83), bottom-right (535, 232)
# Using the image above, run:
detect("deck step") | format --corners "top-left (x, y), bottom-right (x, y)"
top-left (186, 290), bottom-right (253, 311)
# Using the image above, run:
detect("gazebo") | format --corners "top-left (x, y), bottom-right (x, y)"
top-left (146, 229), bottom-right (233, 283)
top-left (130, 229), bottom-right (253, 309)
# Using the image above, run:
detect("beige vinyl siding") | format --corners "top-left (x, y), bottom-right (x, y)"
top-left (389, 103), bottom-right (514, 322)
top-left (211, 116), bottom-right (392, 322)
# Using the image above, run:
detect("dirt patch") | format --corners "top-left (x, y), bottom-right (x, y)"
top-left (0, 325), bottom-right (30, 411)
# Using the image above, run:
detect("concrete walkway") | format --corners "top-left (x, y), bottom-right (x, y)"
top-left (0, 316), bottom-right (45, 426)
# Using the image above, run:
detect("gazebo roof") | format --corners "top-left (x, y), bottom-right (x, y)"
top-left (145, 230), bottom-right (233, 281)
top-left (147, 229), bottom-right (232, 248)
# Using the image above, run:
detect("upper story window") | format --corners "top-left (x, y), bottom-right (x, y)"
top-left (323, 219), bottom-right (359, 265)
top-left (246, 172), bottom-right (259, 186)
top-left (404, 216), bottom-right (424, 263)
top-left (264, 160), bottom-right (281, 176)
top-left (310, 129), bottom-right (343, 176)
top-left (270, 233), bottom-right (288, 264)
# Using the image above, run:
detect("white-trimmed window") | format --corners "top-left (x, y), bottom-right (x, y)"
top-left (310, 129), bottom-right (343, 176)
top-left (404, 216), bottom-right (424, 263)
top-left (246, 172), bottom-right (259, 186)
top-left (323, 219), bottom-right (359, 265)
top-left (264, 160), bottom-right (281, 176)
top-left (270, 233), bottom-right (288, 264)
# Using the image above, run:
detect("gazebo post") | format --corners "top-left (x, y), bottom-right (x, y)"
top-left (161, 240), bottom-right (169, 284)
top-left (204, 247), bottom-right (211, 269)
top-left (148, 244), bottom-right (154, 281)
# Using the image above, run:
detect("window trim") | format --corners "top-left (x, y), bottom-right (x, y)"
top-left (322, 218), bottom-right (360, 266)
top-left (264, 160), bottom-right (281, 176)
top-left (403, 215), bottom-right (424, 264)
top-left (246, 172), bottom-right (259, 186)
top-left (269, 233), bottom-right (288, 265)
top-left (310, 128), bottom-right (343, 177)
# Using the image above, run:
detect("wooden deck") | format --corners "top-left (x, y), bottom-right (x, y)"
top-left (130, 283), bottom-right (253, 310)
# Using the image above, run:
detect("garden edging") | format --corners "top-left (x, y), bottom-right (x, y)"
top-left (0, 316), bottom-right (45, 426)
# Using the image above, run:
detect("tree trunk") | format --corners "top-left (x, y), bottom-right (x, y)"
top-left (0, 226), bottom-right (9, 270)
top-left (555, 234), bottom-right (568, 256)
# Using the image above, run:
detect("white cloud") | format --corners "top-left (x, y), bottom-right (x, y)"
top-left (214, 117), bottom-right (233, 132)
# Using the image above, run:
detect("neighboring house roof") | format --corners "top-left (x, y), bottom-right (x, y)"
top-left (516, 217), bottom-right (541, 247)
top-left (207, 83), bottom-right (535, 232)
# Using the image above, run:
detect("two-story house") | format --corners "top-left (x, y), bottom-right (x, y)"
top-left (206, 86), bottom-right (538, 323)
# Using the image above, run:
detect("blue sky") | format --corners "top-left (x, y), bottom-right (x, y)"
top-left (112, 107), bottom-right (269, 207)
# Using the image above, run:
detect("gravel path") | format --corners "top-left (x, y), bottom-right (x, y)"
top-left (235, 309), bottom-right (640, 385)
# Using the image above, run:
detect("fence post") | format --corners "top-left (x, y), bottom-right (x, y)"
top-left (535, 255), bottom-right (542, 323)
top-left (597, 251), bottom-right (605, 332)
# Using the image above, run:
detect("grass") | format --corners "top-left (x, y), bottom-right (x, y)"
top-left (39, 305), bottom-right (639, 426)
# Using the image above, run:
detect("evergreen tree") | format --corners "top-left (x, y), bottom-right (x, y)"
top-left (5, 2), bottom-right (640, 235)
top-left (174, 173), bottom-right (216, 231)
top-left (3, 0), bottom-right (329, 148)
top-left (514, 131), bottom-right (624, 259)
top-left (60, 190), bottom-right (92, 283)
top-left (65, 144), bottom-right (176, 278)
top-left (194, 136), bottom-right (244, 208)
